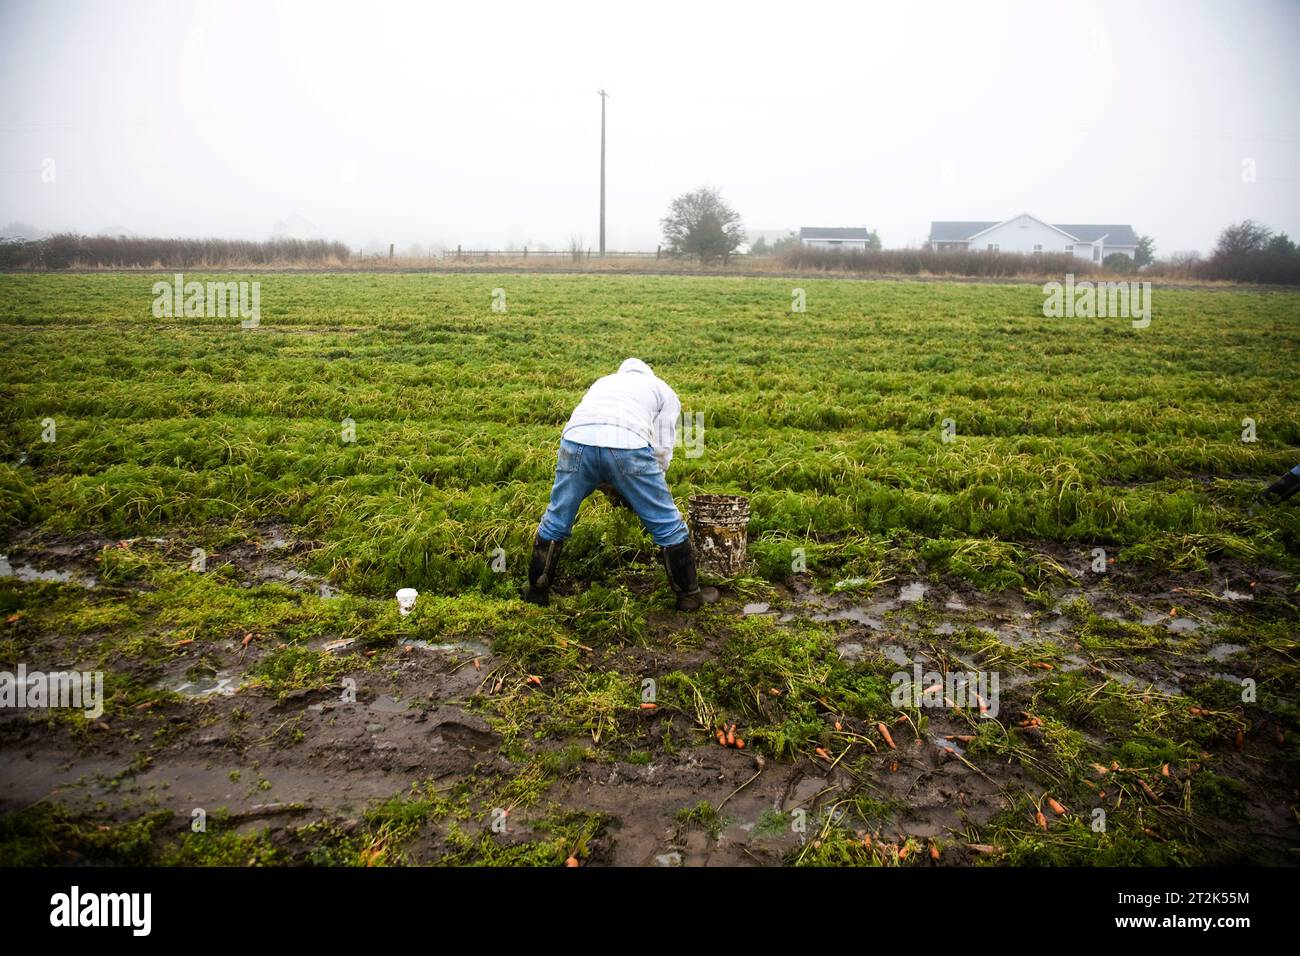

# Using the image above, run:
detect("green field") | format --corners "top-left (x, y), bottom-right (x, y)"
top-left (1, 272), bottom-right (1297, 866)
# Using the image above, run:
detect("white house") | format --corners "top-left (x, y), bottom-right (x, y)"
top-left (800, 226), bottom-right (874, 251)
top-left (928, 213), bottom-right (1139, 262)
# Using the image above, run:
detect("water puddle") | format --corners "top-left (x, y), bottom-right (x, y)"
top-left (899, 582), bottom-right (930, 602)
top-left (881, 645), bottom-right (911, 668)
top-left (932, 732), bottom-right (965, 755)
top-left (0, 554), bottom-right (97, 587)
top-left (837, 641), bottom-right (865, 663)
top-left (1207, 643), bottom-right (1246, 663)
top-left (811, 607), bottom-right (885, 629)
top-left (399, 638), bottom-right (493, 658)
top-left (171, 672), bottom-right (245, 697)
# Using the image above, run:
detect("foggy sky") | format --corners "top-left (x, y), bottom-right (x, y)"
top-left (2, 0), bottom-right (1298, 256)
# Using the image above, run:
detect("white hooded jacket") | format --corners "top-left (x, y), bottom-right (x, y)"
top-left (562, 358), bottom-right (681, 471)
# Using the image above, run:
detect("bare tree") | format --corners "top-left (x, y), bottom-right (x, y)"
top-left (1214, 220), bottom-right (1272, 258)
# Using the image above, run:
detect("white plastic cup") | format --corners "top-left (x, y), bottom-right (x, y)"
top-left (396, 588), bottom-right (418, 616)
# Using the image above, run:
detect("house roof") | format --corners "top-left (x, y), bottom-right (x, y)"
top-left (929, 221), bottom-right (998, 242)
top-left (800, 227), bottom-right (871, 241)
top-left (1053, 224), bottom-right (1139, 246)
top-left (930, 219), bottom-right (1139, 246)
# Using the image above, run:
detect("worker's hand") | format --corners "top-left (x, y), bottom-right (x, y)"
top-left (597, 483), bottom-right (633, 511)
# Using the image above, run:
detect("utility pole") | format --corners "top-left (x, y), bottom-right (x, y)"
top-left (598, 88), bottom-right (608, 257)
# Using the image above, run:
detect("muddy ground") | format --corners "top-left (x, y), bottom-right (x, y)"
top-left (1, 526), bottom-right (1297, 866)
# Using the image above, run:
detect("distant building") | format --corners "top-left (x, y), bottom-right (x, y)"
top-left (799, 226), bottom-right (873, 251)
top-left (929, 213), bottom-right (1139, 261)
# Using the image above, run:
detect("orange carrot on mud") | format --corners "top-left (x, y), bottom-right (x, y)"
top-left (1035, 810), bottom-right (1048, 830)
top-left (1046, 796), bottom-right (1066, 815)
top-left (717, 729), bottom-right (728, 747)
top-left (639, 702), bottom-right (657, 710)
top-left (726, 724), bottom-right (736, 747)
top-left (735, 738), bottom-right (745, 749)
top-left (877, 722), bottom-right (897, 750)
top-left (815, 747), bottom-right (831, 761)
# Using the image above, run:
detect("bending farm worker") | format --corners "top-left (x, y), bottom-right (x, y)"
top-left (525, 358), bottom-right (719, 612)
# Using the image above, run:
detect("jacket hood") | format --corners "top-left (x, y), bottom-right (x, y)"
top-left (618, 357), bottom-right (653, 376)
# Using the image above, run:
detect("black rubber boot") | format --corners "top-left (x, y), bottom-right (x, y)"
top-left (661, 541), bottom-right (720, 612)
top-left (1259, 467), bottom-right (1300, 505)
top-left (524, 536), bottom-right (563, 606)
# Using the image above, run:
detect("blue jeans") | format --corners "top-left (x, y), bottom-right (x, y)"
top-left (537, 439), bottom-right (689, 547)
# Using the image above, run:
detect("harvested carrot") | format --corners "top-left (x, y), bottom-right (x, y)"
top-left (929, 843), bottom-right (940, 861)
top-left (726, 724), bottom-right (736, 747)
top-left (814, 747), bottom-right (831, 761)
top-left (1030, 661), bottom-right (1054, 670)
top-left (1035, 810), bottom-right (1048, 830)
top-left (1046, 796), bottom-right (1066, 815)
top-left (473, 658), bottom-right (481, 671)
top-left (565, 856), bottom-right (580, 867)
top-left (946, 734), bottom-right (976, 744)
top-left (834, 721), bottom-right (842, 731)
top-left (1235, 728), bottom-right (1244, 751)
top-left (639, 702), bottom-right (657, 710)
top-left (769, 687), bottom-right (782, 696)
top-left (241, 632), bottom-right (254, 648)
top-left (735, 738), bottom-right (745, 749)
top-left (526, 675), bottom-right (542, 686)
top-left (717, 729), bottom-right (728, 747)
top-left (898, 843), bottom-right (909, 860)
top-left (1160, 763), bottom-right (1171, 777)
top-left (877, 722), bottom-right (897, 750)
